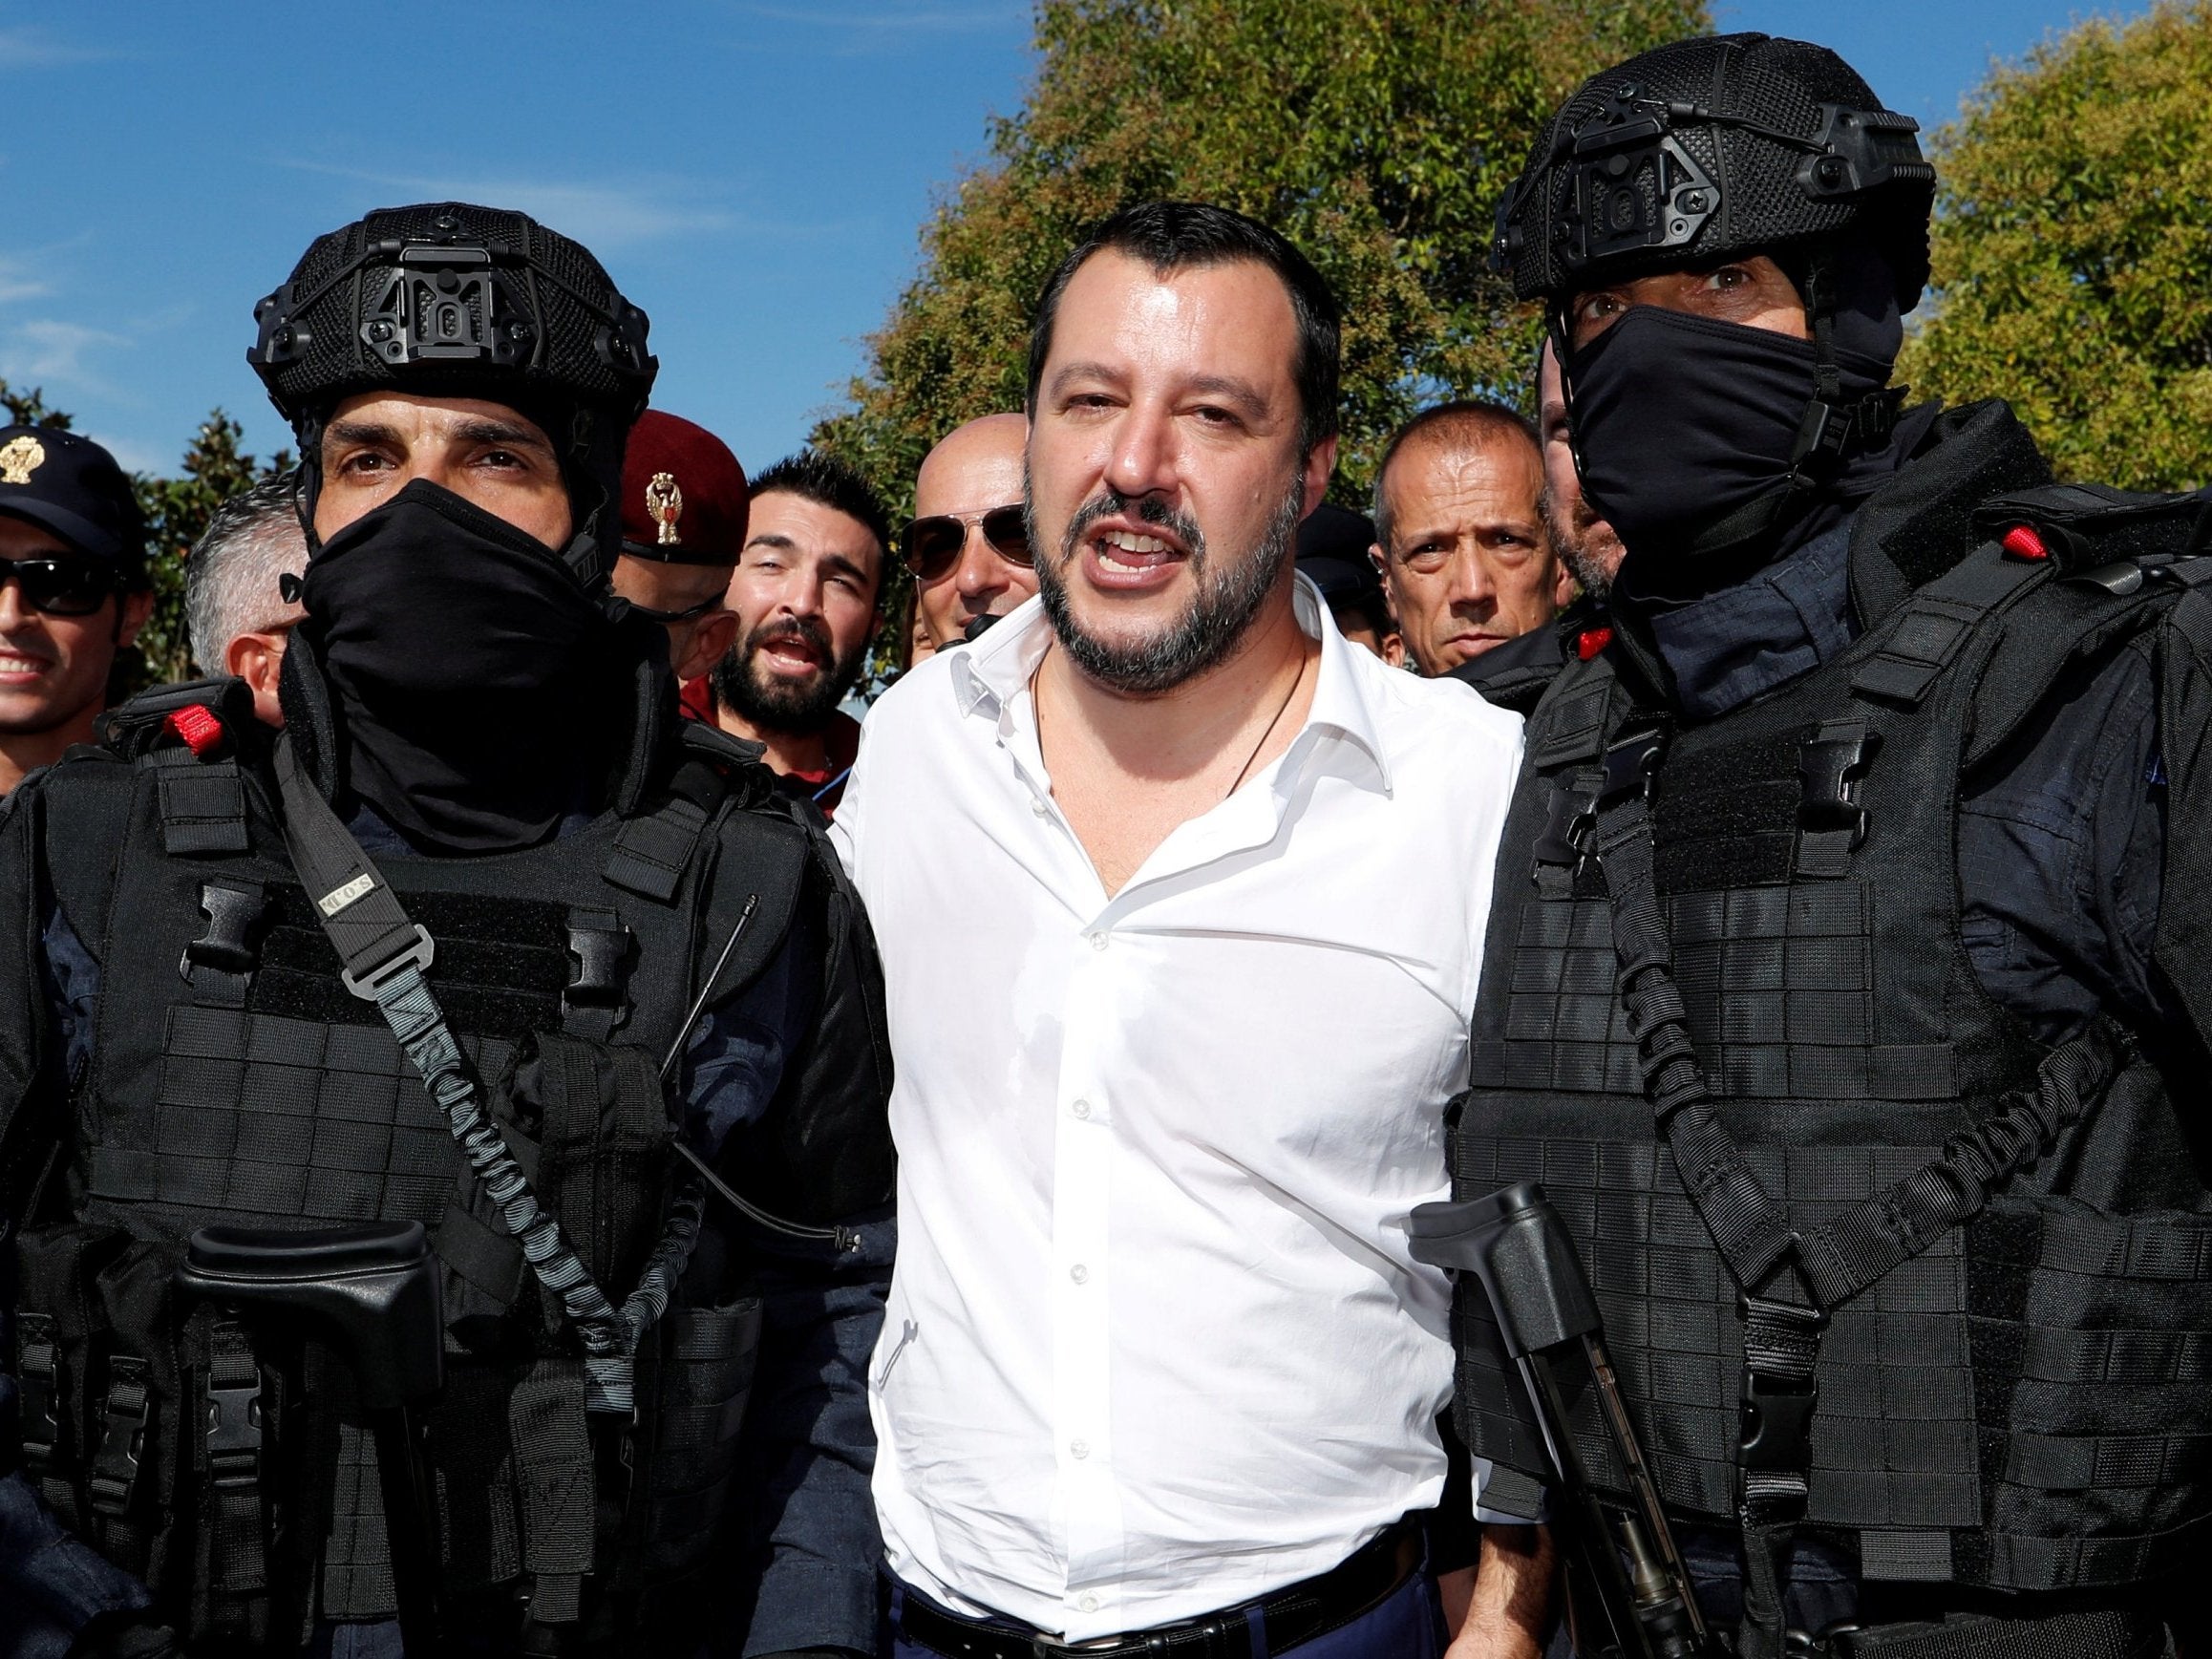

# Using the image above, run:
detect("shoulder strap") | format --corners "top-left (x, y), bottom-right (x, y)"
top-left (1963, 557), bottom-right (2205, 772)
top-left (1849, 542), bottom-right (2045, 709)
top-left (95, 676), bottom-right (259, 761)
top-left (268, 734), bottom-right (701, 1415)
top-left (1972, 480), bottom-right (2212, 572)
top-left (603, 723), bottom-right (775, 904)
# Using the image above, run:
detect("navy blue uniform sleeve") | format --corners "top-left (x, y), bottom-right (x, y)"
top-left (696, 826), bottom-right (895, 1658)
top-left (2150, 586), bottom-right (2212, 1056)
top-left (714, 1218), bottom-right (891, 1659)
top-left (1958, 633), bottom-right (2172, 1043)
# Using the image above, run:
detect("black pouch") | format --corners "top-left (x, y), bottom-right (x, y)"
top-left (506, 1032), bottom-right (675, 1299)
top-left (85, 1240), bottom-right (187, 1591)
top-left (11, 1223), bottom-right (129, 1532)
top-left (636, 1290), bottom-right (764, 1584)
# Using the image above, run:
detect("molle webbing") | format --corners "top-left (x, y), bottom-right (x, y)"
top-left (1453, 535), bottom-right (2212, 1598)
top-left (271, 734), bottom-right (700, 1416)
top-left (16, 690), bottom-right (795, 1646)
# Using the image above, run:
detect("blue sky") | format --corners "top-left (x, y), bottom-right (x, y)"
top-left (0, 1), bottom-right (2146, 482)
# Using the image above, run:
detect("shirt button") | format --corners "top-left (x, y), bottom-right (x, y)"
top-left (1070, 1264), bottom-right (1089, 1285)
top-left (1090, 933), bottom-right (1109, 951)
top-left (1071, 1438), bottom-right (1090, 1460)
top-left (1071, 1098), bottom-right (1091, 1119)
top-left (1031, 797), bottom-right (1050, 819)
top-left (1078, 1593), bottom-right (1100, 1614)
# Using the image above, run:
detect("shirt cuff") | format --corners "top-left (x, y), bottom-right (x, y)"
top-left (739, 1555), bottom-right (880, 1659)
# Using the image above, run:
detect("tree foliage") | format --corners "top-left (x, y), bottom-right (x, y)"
top-left (815, 0), bottom-right (1709, 544)
top-left (0, 376), bottom-right (290, 692)
top-left (1899, 2), bottom-right (2212, 491)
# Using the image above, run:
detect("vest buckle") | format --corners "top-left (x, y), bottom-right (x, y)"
top-left (1534, 777), bottom-right (1602, 869)
top-left (1600, 728), bottom-right (1667, 806)
top-left (15, 1313), bottom-right (63, 1477)
top-left (205, 1375), bottom-right (264, 1490)
top-left (339, 924), bottom-right (436, 1001)
top-left (180, 881), bottom-right (271, 985)
top-left (564, 913), bottom-right (634, 1012)
top-left (88, 1357), bottom-right (153, 1520)
top-left (1739, 1364), bottom-right (1819, 1475)
top-left (1737, 1292), bottom-right (1827, 1512)
top-left (1796, 722), bottom-right (1878, 877)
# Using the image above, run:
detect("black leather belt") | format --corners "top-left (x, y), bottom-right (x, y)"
top-left (898, 1520), bottom-right (1423, 1659)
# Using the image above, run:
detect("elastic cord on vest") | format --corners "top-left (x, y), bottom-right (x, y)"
top-left (270, 733), bottom-right (699, 1414)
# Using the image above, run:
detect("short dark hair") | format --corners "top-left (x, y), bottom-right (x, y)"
top-left (1025, 201), bottom-right (1342, 457)
top-left (1372, 400), bottom-right (1541, 553)
top-left (748, 449), bottom-right (891, 607)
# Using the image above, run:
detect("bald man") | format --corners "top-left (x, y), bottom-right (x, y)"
top-left (1369, 401), bottom-right (1569, 677)
top-left (904, 413), bottom-right (1036, 648)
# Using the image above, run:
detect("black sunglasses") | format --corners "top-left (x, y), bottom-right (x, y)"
top-left (627, 593), bottom-right (722, 625)
top-left (0, 556), bottom-right (119, 618)
top-left (900, 504), bottom-right (1032, 583)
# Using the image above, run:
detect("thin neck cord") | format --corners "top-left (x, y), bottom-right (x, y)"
top-left (1032, 642), bottom-right (1308, 805)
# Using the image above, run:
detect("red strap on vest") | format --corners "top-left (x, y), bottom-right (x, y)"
top-left (163, 705), bottom-right (225, 757)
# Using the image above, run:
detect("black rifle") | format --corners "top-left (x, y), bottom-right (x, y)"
top-left (174, 1221), bottom-right (446, 1656)
top-left (1412, 1180), bottom-right (1719, 1659)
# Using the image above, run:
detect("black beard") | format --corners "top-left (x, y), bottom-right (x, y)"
top-left (1030, 475), bottom-right (1305, 697)
top-left (1541, 483), bottom-right (1618, 601)
top-left (710, 615), bottom-right (865, 735)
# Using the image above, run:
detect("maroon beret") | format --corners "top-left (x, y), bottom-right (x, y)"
top-left (620, 410), bottom-right (748, 564)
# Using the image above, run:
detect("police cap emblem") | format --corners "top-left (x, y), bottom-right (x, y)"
top-left (0, 434), bottom-right (46, 487)
top-left (645, 471), bottom-right (683, 546)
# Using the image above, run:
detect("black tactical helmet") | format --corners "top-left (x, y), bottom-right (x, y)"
top-left (247, 202), bottom-right (658, 585)
top-left (1495, 33), bottom-right (1933, 312)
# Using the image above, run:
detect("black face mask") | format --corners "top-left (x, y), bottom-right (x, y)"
top-left (1564, 306), bottom-right (1824, 566)
top-left (299, 478), bottom-right (623, 853)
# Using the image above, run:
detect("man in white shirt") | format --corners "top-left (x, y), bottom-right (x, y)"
top-left (832, 201), bottom-right (1528, 1658)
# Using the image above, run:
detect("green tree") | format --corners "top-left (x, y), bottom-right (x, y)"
top-left (815, 0), bottom-right (1708, 641)
top-left (0, 378), bottom-right (74, 431)
top-left (0, 377), bottom-right (289, 693)
top-left (1899, 1), bottom-right (2212, 491)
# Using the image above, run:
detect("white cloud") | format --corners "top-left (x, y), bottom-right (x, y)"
top-left (0, 256), bottom-right (50, 306)
top-left (0, 317), bottom-right (131, 401)
top-left (93, 436), bottom-right (168, 476)
top-left (0, 28), bottom-right (111, 69)
top-left (277, 162), bottom-right (734, 249)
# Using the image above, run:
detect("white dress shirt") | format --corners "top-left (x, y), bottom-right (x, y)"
top-left (832, 576), bottom-right (1524, 1638)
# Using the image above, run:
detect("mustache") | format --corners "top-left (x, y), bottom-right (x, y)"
top-left (1058, 489), bottom-right (1205, 565)
top-left (742, 613), bottom-right (836, 665)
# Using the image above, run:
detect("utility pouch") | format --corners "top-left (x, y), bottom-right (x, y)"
top-left (511, 1032), bottom-right (675, 1299)
top-left (11, 1223), bottom-right (129, 1532)
top-left (87, 1241), bottom-right (187, 1588)
top-left (636, 1290), bottom-right (763, 1584)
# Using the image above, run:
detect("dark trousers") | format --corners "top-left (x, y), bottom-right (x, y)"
top-left (888, 1565), bottom-right (1444, 1659)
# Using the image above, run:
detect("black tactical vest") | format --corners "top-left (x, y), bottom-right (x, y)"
top-left (7, 685), bottom-right (823, 1653)
top-left (1451, 467), bottom-right (2212, 1599)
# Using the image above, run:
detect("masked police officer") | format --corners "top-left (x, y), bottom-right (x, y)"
top-left (1436, 33), bottom-right (2212, 1659)
top-left (0, 203), bottom-right (892, 1658)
